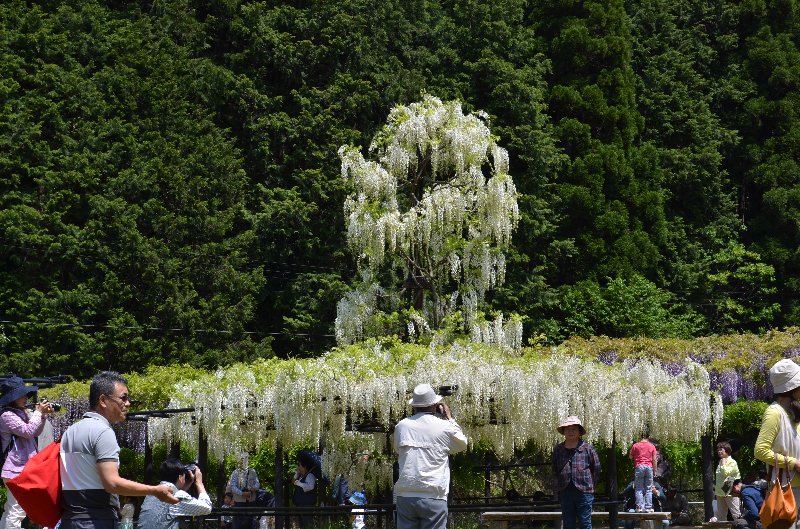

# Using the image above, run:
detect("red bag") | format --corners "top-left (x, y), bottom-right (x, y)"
top-left (6, 440), bottom-right (63, 527)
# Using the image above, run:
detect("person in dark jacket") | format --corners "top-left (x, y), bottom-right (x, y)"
top-left (293, 451), bottom-right (319, 529)
top-left (731, 479), bottom-right (766, 529)
top-left (552, 416), bottom-right (601, 529)
top-left (663, 485), bottom-right (691, 526)
top-left (622, 481), bottom-right (667, 529)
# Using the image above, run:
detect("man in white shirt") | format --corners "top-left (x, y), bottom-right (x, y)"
top-left (393, 383), bottom-right (468, 529)
top-left (138, 459), bottom-right (212, 529)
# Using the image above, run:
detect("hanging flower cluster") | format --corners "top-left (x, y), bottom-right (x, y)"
top-left (556, 329), bottom-right (800, 403)
top-left (336, 95), bottom-right (520, 343)
top-left (145, 342), bottom-right (717, 494)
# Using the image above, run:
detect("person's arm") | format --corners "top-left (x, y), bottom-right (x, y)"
top-left (651, 447), bottom-right (658, 470)
top-left (249, 468), bottom-right (260, 491)
top-left (678, 494), bottom-right (689, 514)
top-left (755, 405), bottom-right (800, 471)
top-left (437, 402), bottom-right (468, 454)
top-left (96, 462), bottom-right (178, 503)
top-left (448, 423), bottom-right (468, 454)
top-left (294, 473), bottom-right (316, 492)
top-left (1, 409), bottom-right (47, 438)
top-left (591, 445), bottom-right (602, 481)
top-left (731, 458), bottom-right (741, 479)
top-left (170, 489), bottom-right (213, 516)
top-left (229, 471), bottom-right (245, 495)
top-left (653, 486), bottom-right (666, 508)
top-left (740, 490), bottom-right (759, 523)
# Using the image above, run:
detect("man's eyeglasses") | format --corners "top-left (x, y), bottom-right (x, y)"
top-left (104, 394), bottom-right (131, 405)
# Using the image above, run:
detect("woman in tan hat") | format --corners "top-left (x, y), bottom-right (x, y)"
top-left (753, 359), bottom-right (800, 528)
top-left (552, 416), bottom-right (601, 529)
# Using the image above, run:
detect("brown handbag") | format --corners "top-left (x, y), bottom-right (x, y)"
top-left (760, 454), bottom-right (797, 529)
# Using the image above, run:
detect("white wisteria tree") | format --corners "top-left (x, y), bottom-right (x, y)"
top-left (335, 95), bottom-right (521, 346)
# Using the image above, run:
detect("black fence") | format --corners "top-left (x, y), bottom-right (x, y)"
top-left (180, 498), bottom-right (636, 529)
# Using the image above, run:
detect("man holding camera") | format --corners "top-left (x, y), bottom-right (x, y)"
top-left (393, 383), bottom-right (468, 529)
top-left (138, 458), bottom-right (213, 529)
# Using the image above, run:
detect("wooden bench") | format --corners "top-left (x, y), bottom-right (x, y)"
top-left (481, 511), bottom-right (671, 529)
top-left (701, 523), bottom-right (733, 529)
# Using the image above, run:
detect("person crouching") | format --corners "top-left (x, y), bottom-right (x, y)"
top-left (138, 459), bottom-right (212, 529)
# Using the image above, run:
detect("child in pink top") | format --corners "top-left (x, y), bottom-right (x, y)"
top-left (629, 430), bottom-right (658, 512)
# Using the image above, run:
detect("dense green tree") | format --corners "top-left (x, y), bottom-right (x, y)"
top-left (732, 1), bottom-right (800, 325)
top-left (0, 1), bottom-right (268, 376)
top-left (558, 275), bottom-right (701, 339)
top-left (2, 0), bottom-right (800, 375)
top-left (625, 0), bottom-right (780, 334)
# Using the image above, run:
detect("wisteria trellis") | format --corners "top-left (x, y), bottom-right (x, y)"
top-left (138, 343), bottom-right (720, 492)
top-left (41, 333), bottom-right (800, 494)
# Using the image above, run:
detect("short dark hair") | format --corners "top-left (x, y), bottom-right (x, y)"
top-left (89, 371), bottom-right (128, 408)
top-left (716, 441), bottom-right (733, 456)
top-left (224, 492), bottom-right (234, 499)
top-left (297, 451), bottom-right (317, 473)
top-left (159, 458), bottom-right (186, 484)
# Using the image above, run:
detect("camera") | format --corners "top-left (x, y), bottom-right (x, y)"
top-left (26, 400), bottom-right (62, 412)
top-left (438, 385), bottom-right (457, 397)
top-left (184, 461), bottom-right (198, 473)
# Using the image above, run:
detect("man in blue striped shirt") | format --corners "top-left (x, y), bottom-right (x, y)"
top-left (138, 459), bottom-right (213, 529)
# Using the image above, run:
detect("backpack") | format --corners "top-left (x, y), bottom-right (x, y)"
top-left (330, 474), bottom-right (350, 504)
top-left (0, 409), bottom-right (17, 469)
top-left (6, 439), bottom-right (63, 527)
top-left (253, 488), bottom-right (276, 508)
top-left (0, 434), bottom-right (14, 469)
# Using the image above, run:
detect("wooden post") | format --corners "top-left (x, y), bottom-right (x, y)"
top-left (144, 422), bottom-right (153, 484)
top-left (608, 432), bottom-right (619, 529)
top-left (702, 434), bottom-right (715, 522)
top-left (275, 441), bottom-right (285, 529)
top-left (198, 425), bottom-right (208, 476)
top-left (484, 451), bottom-right (493, 503)
top-left (218, 457), bottom-right (227, 506)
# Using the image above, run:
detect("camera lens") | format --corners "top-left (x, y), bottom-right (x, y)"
top-left (51, 402), bottom-right (62, 412)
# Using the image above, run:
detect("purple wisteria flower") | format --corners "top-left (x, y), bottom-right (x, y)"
top-left (663, 363), bottom-right (686, 377)
top-left (598, 351), bottom-right (618, 366)
top-left (47, 392), bottom-right (148, 452)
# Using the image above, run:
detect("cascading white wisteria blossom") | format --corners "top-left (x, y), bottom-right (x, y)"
top-left (336, 95), bottom-right (520, 343)
top-left (149, 344), bottom-right (718, 493)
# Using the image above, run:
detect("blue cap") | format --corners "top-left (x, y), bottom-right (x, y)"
top-left (349, 491), bottom-right (366, 505)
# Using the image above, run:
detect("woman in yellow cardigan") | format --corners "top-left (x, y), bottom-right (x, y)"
top-left (714, 441), bottom-right (741, 521)
top-left (754, 359), bottom-right (800, 529)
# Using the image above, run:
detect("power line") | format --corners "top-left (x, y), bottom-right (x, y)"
top-left (0, 319), bottom-right (335, 338)
top-left (0, 236), bottom-right (350, 275)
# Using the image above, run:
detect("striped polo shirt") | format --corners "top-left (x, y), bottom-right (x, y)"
top-left (59, 411), bottom-right (120, 520)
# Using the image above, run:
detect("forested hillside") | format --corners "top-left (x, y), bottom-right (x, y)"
top-left (1, 0), bottom-right (798, 377)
